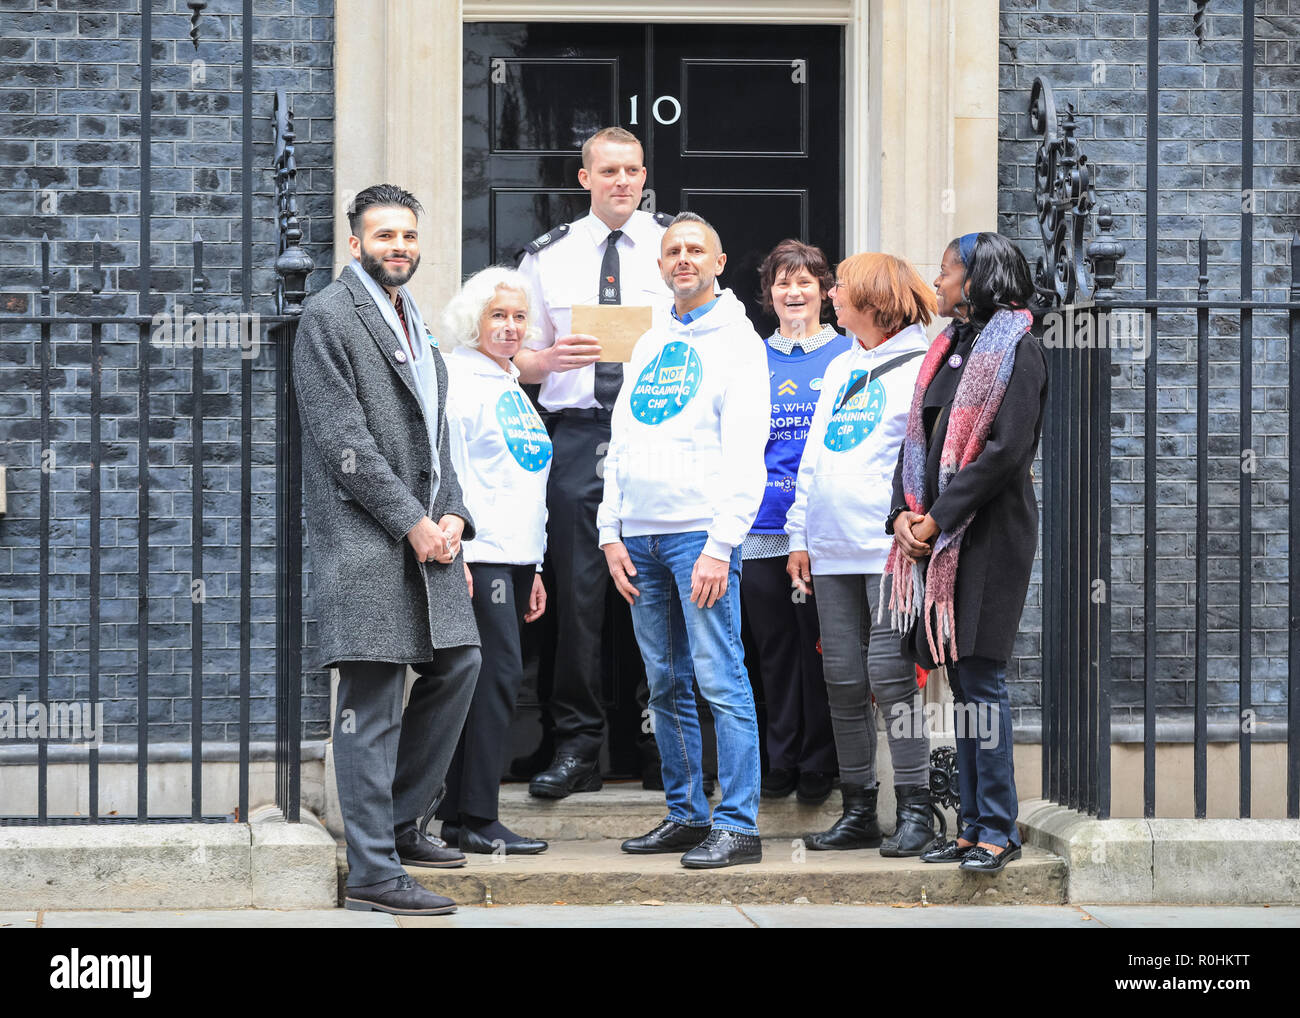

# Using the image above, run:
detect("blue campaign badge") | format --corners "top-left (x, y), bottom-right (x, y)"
top-left (628, 341), bottom-right (703, 425)
top-left (495, 389), bottom-right (553, 473)
top-left (823, 370), bottom-right (886, 452)
top-left (427, 331), bottom-right (440, 350)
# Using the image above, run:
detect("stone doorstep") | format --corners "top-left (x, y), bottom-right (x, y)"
top-left (1017, 798), bottom-right (1300, 905)
top-left (0, 808), bottom-right (338, 911)
top-left (468, 783), bottom-right (962, 842)
top-left (336, 842), bottom-right (1067, 907)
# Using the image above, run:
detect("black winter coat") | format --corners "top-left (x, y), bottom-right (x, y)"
top-left (890, 320), bottom-right (1048, 666)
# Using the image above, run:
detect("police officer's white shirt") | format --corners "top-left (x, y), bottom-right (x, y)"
top-left (518, 209), bottom-right (672, 412)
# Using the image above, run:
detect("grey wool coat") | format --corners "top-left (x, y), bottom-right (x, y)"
top-left (292, 268), bottom-right (479, 670)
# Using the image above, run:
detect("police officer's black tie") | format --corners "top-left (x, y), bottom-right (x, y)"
top-left (594, 229), bottom-right (624, 412)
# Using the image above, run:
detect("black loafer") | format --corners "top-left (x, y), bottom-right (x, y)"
top-left (680, 829), bottom-right (763, 869)
top-left (959, 844), bottom-right (1022, 873)
top-left (344, 874), bottom-right (457, 915)
top-left (921, 838), bottom-right (974, 864)
top-left (762, 767), bottom-right (798, 798)
top-left (439, 822), bottom-right (460, 848)
top-left (796, 770), bottom-right (835, 805)
top-left (395, 828), bottom-right (467, 869)
top-left (528, 754), bottom-right (602, 799)
top-left (621, 819), bottom-right (711, 854)
top-left (459, 824), bottom-right (549, 855)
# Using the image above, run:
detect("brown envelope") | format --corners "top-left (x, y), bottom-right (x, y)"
top-left (571, 304), bottom-right (653, 363)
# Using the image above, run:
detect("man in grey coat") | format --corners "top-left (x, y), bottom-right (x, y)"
top-left (293, 184), bottom-right (481, 916)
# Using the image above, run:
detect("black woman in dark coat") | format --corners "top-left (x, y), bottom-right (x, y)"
top-left (881, 232), bottom-right (1047, 874)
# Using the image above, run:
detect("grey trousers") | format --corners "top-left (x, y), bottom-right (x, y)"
top-left (813, 573), bottom-right (929, 788)
top-left (334, 647), bottom-right (480, 888)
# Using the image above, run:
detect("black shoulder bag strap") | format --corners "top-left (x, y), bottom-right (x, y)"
top-left (834, 349), bottom-right (926, 413)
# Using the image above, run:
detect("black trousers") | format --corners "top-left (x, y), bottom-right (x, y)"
top-left (740, 555), bottom-right (837, 774)
top-left (544, 412), bottom-right (650, 759)
top-left (437, 563), bottom-right (535, 822)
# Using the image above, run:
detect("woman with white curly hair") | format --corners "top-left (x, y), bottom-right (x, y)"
top-left (433, 265), bottom-right (552, 855)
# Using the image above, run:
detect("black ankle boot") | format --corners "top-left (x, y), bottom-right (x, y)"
top-left (879, 784), bottom-right (938, 857)
top-left (803, 783), bottom-right (882, 850)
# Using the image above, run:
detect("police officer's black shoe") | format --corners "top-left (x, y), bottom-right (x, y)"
top-left (528, 753), bottom-right (602, 799)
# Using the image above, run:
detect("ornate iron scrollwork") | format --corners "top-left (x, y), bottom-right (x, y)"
top-left (1193, 0), bottom-right (1210, 48)
top-left (929, 745), bottom-right (959, 840)
top-left (273, 89), bottom-right (314, 317)
top-left (187, 1), bottom-right (206, 50)
top-left (1028, 76), bottom-right (1097, 307)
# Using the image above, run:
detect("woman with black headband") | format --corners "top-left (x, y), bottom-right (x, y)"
top-left (881, 231), bottom-right (1046, 873)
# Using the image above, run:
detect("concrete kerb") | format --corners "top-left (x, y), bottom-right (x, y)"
top-left (249, 805), bottom-right (339, 909)
top-left (0, 807), bottom-right (339, 911)
top-left (1018, 797), bottom-right (1300, 904)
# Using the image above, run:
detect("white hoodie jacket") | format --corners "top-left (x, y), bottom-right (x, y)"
top-left (785, 322), bottom-right (930, 575)
top-left (597, 289), bottom-right (771, 561)
top-left (445, 345), bottom-right (552, 565)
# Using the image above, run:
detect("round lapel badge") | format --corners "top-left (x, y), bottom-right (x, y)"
top-left (394, 348), bottom-right (407, 364)
top-left (948, 353), bottom-right (963, 370)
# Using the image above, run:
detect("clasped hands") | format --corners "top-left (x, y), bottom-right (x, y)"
top-left (406, 514), bottom-right (466, 565)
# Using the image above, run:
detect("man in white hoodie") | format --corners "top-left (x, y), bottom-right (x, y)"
top-left (598, 213), bottom-right (771, 868)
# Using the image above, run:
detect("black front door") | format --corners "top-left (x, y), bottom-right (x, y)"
top-left (463, 22), bottom-right (845, 777)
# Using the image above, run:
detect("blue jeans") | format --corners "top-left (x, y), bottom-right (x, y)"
top-left (947, 655), bottom-right (1020, 849)
top-left (623, 532), bottom-right (761, 835)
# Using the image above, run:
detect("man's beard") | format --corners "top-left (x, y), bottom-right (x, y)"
top-left (358, 242), bottom-right (420, 288)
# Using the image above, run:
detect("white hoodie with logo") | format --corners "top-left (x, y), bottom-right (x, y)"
top-left (445, 345), bottom-right (553, 566)
top-left (785, 322), bottom-right (930, 575)
top-left (597, 289), bottom-right (771, 561)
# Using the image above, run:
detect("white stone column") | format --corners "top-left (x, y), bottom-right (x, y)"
top-left (333, 0), bottom-right (464, 320)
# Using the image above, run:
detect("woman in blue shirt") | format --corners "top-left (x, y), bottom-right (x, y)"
top-left (741, 240), bottom-right (849, 803)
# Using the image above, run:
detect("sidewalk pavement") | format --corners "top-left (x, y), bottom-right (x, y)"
top-left (4, 905), bottom-right (1298, 928)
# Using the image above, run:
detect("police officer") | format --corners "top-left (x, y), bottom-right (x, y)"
top-left (515, 126), bottom-right (673, 797)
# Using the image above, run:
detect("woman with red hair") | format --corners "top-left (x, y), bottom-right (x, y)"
top-left (786, 252), bottom-right (939, 855)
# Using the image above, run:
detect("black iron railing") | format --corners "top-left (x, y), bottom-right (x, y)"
top-left (1034, 0), bottom-right (1300, 821)
top-left (0, 0), bottom-right (310, 824)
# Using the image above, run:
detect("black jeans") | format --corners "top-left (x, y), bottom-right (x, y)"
top-left (739, 555), bottom-right (836, 774)
top-left (438, 563), bottom-right (535, 822)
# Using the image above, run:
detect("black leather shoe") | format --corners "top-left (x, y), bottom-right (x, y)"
top-left (796, 770), bottom-right (834, 804)
top-left (344, 874), bottom-right (456, 915)
top-left (621, 819), bottom-right (711, 854)
top-left (921, 838), bottom-right (974, 864)
top-left (804, 783), bottom-right (882, 850)
top-left (959, 844), bottom-right (1022, 873)
top-left (879, 784), bottom-right (939, 857)
top-left (439, 822), bottom-right (460, 848)
top-left (762, 767), bottom-right (798, 798)
top-left (680, 829), bottom-right (763, 869)
top-left (394, 828), bottom-right (467, 869)
top-left (458, 824), bottom-right (549, 855)
top-left (528, 754), bottom-right (602, 799)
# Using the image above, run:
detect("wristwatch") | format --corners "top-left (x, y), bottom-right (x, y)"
top-left (885, 504), bottom-right (908, 537)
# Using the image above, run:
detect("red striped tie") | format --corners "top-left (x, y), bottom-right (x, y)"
top-left (393, 292), bottom-right (416, 359)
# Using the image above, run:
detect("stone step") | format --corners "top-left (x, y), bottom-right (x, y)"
top-left (488, 782), bottom-right (961, 842)
top-left (337, 841), bottom-right (1066, 906)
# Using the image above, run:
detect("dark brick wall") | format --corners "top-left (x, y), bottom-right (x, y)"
top-left (0, 0), bottom-right (334, 746)
top-left (999, 0), bottom-right (1299, 730)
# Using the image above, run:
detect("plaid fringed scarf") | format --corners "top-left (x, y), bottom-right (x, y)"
top-left (877, 308), bottom-right (1033, 664)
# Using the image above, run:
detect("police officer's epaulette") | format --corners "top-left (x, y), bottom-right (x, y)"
top-left (652, 211), bottom-right (675, 228)
top-left (520, 223), bottom-right (570, 258)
